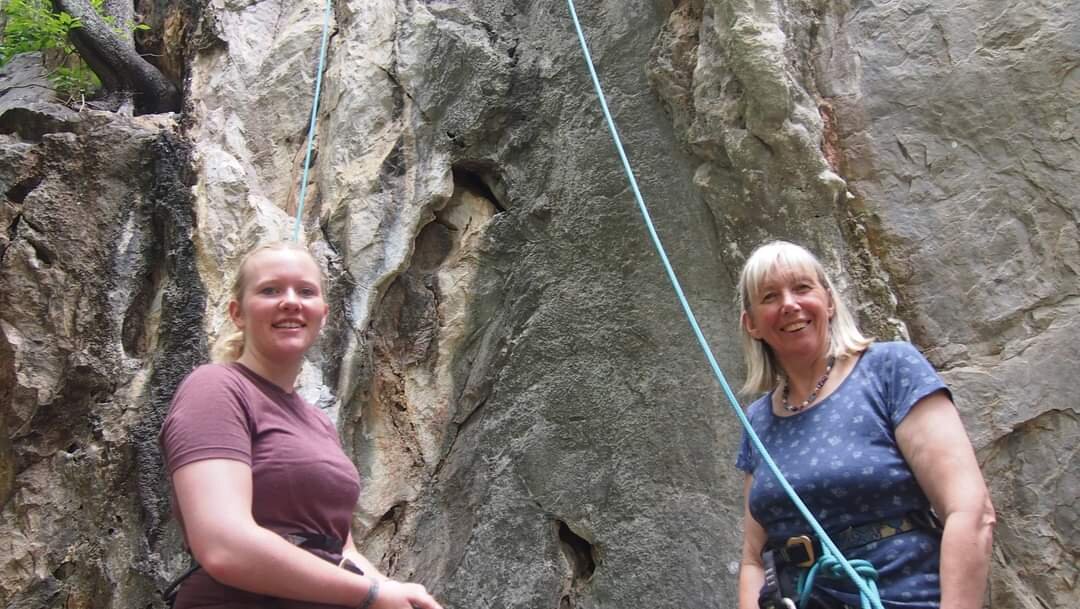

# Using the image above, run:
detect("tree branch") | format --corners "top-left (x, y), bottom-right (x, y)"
top-left (52, 0), bottom-right (179, 113)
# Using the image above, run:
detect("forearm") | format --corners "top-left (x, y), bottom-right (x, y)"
top-left (197, 524), bottom-right (373, 605)
top-left (738, 561), bottom-right (765, 609)
top-left (939, 509), bottom-right (994, 609)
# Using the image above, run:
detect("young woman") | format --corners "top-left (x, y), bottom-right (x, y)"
top-left (734, 241), bottom-right (995, 609)
top-left (161, 242), bottom-right (442, 609)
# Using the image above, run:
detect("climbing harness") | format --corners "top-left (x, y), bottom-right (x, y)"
top-left (771, 511), bottom-right (940, 608)
top-left (292, 0), bottom-right (333, 242)
top-left (563, 2), bottom-right (888, 608)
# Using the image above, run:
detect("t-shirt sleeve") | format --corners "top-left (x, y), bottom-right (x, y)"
top-left (735, 396), bottom-right (768, 473)
top-left (882, 341), bottom-right (951, 427)
top-left (160, 365), bottom-right (254, 474)
top-left (735, 428), bottom-right (755, 473)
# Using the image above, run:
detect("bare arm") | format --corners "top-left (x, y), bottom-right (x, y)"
top-left (173, 459), bottom-right (441, 609)
top-left (895, 390), bottom-right (995, 609)
top-left (738, 474), bottom-right (768, 609)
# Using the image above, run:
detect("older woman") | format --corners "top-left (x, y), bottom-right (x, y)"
top-left (160, 242), bottom-right (442, 609)
top-left (734, 241), bottom-right (995, 609)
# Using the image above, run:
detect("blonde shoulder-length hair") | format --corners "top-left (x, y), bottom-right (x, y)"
top-left (211, 241), bottom-right (326, 362)
top-left (736, 240), bottom-right (873, 395)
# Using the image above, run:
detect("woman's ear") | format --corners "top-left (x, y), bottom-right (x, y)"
top-left (228, 300), bottom-right (244, 329)
top-left (742, 310), bottom-right (761, 339)
top-left (319, 303), bottom-right (330, 330)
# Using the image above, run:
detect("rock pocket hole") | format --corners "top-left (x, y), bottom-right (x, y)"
top-left (557, 520), bottom-right (596, 581)
top-left (452, 161), bottom-right (507, 212)
top-left (5, 175), bottom-right (43, 204)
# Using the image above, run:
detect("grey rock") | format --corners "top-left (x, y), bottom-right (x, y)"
top-left (0, 0), bottom-right (1077, 607)
top-left (0, 53), bottom-right (55, 113)
top-left (0, 109), bottom-right (198, 608)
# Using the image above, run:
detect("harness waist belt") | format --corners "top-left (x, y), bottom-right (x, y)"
top-left (767, 510), bottom-right (942, 568)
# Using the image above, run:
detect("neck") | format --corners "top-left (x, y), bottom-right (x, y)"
top-left (780, 352), bottom-right (833, 395)
top-left (236, 351), bottom-right (302, 393)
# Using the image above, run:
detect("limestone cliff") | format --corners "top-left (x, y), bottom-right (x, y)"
top-left (0, 0), bottom-right (1076, 607)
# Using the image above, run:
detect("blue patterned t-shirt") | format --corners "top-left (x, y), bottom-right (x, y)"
top-left (736, 341), bottom-right (948, 608)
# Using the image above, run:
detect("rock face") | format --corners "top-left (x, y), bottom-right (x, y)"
top-left (1, 0), bottom-right (1077, 608)
top-left (0, 61), bottom-right (202, 606)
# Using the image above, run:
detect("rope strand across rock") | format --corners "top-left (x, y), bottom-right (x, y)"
top-left (563, 2), bottom-right (885, 608)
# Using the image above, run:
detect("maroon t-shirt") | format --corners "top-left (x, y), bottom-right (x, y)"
top-left (160, 363), bottom-right (361, 608)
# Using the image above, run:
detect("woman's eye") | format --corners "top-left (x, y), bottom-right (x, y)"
top-left (300, 287), bottom-right (319, 297)
top-left (259, 286), bottom-right (279, 295)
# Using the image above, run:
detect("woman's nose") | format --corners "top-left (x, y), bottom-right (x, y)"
top-left (779, 290), bottom-right (799, 311)
top-left (279, 289), bottom-right (301, 309)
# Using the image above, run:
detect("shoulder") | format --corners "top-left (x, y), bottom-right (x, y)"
top-left (859, 341), bottom-right (930, 369)
top-left (181, 362), bottom-right (246, 383)
top-left (175, 363), bottom-right (255, 394)
top-left (169, 363), bottom-right (255, 413)
top-left (744, 392), bottom-right (773, 423)
top-left (176, 362), bottom-right (235, 387)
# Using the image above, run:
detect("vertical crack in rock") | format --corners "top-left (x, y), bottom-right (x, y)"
top-left (120, 263), bottom-right (164, 358)
top-left (132, 131), bottom-right (207, 551)
top-left (357, 163), bottom-right (498, 575)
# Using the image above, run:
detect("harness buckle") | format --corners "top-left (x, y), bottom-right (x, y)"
top-left (785, 535), bottom-right (816, 568)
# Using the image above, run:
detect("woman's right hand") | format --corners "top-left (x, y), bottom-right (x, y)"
top-left (371, 580), bottom-right (443, 609)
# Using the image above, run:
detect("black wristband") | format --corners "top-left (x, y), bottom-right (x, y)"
top-left (357, 579), bottom-right (379, 609)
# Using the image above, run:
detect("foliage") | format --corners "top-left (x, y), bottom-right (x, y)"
top-left (1, 0), bottom-right (96, 96)
top-left (1, 0), bottom-right (80, 62)
top-left (1, 0), bottom-right (149, 100)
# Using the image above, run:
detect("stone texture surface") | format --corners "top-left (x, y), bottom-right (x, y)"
top-left (0, 0), bottom-right (1077, 608)
top-left (650, 0), bottom-right (1080, 606)
top-left (0, 97), bottom-right (201, 606)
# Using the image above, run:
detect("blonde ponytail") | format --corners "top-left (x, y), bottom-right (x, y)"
top-left (212, 329), bottom-right (246, 362)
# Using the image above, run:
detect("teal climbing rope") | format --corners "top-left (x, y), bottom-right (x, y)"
top-left (292, 0), bottom-right (334, 242)
top-left (564, 2), bottom-right (886, 608)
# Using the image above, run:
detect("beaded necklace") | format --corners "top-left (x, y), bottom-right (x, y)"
top-left (781, 355), bottom-right (836, 413)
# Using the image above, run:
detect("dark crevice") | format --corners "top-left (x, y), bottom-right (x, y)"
top-left (26, 235), bottom-right (55, 266)
top-left (557, 520), bottom-right (597, 581)
top-left (452, 161), bottom-right (507, 212)
top-left (377, 502), bottom-right (406, 536)
top-left (121, 264), bottom-right (164, 358)
top-left (380, 136), bottom-right (407, 181)
top-left (6, 175), bottom-right (43, 204)
top-left (896, 138), bottom-right (915, 164)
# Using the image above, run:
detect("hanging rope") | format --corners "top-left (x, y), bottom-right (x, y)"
top-left (292, 0), bottom-right (334, 242)
top-left (563, 2), bottom-right (885, 608)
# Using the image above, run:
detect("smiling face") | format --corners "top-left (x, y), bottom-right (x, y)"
top-left (228, 247), bottom-right (329, 368)
top-left (741, 263), bottom-right (835, 364)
